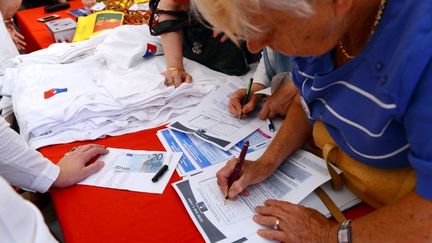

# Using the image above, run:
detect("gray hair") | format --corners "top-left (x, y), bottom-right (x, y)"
top-left (256, 0), bottom-right (314, 16)
top-left (191, 0), bottom-right (314, 43)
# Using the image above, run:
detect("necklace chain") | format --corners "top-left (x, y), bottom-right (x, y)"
top-left (338, 0), bottom-right (387, 60)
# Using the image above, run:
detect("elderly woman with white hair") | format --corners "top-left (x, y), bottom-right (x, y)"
top-left (191, 0), bottom-right (432, 242)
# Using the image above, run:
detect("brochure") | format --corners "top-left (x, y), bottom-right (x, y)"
top-left (72, 10), bottom-right (124, 42)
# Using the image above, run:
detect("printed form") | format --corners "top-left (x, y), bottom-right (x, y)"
top-left (173, 149), bottom-right (332, 243)
top-left (169, 80), bottom-right (265, 151)
top-left (157, 124), bottom-right (276, 177)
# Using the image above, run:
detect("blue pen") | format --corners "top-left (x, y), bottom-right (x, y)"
top-left (266, 118), bottom-right (275, 132)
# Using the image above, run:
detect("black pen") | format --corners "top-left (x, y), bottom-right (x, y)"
top-left (152, 164), bottom-right (169, 182)
top-left (266, 118), bottom-right (275, 132)
top-left (239, 78), bottom-right (254, 119)
top-left (225, 141), bottom-right (249, 204)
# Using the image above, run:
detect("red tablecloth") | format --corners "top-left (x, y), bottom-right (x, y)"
top-left (15, 0), bottom-right (84, 53)
top-left (40, 126), bottom-right (205, 243)
top-left (15, 3), bottom-right (374, 242)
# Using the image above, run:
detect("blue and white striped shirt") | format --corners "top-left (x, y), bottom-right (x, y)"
top-left (292, 0), bottom-right (432, 200)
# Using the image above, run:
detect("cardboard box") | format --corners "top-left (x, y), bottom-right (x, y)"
top-left (45, 18), bottom-right (77, 43)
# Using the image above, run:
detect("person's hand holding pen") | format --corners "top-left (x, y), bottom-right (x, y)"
top-left (229, 75), bottom-right (298, 120)
top-left (217, 157), bottom-right (277, 200)
top-left (217, 158), bottom-right (276, 200)
top-left (228, 82), bottom-right (265, 119)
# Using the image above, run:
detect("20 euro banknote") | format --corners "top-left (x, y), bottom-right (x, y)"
top-left (113, 152), bottom-right (171, 173)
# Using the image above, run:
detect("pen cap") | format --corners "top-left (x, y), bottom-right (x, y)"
top-left (227, 141), bottom-right (249, 186)
top-left (237, 141), bottom-right (249, 164)
top-left (151, 164), bottom-right (169, 182)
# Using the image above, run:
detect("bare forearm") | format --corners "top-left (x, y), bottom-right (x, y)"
top-left (158, 0), bottom-right (187, 69)
top-left (346, 192), bottom-right (432, 242)
top-left (161, 31), bottom-right (184, 68)
top-left (0, 0), bottom-right (21, 19)
top-left (259, 94), bottom-right (312, 167)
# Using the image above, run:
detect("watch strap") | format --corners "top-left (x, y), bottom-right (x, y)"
top-left (338, 219), bottom-right (352, 243)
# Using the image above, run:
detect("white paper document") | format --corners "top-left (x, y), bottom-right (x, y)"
top-left (168, 80), bottom-right (265, 151)
top-left (157, 125), bottom-right (275, 177)
top-left (300, 182), bottom-right (360, 218)
top-left (79, 147), bottom-right (182, 194)
top-left (173, 149), bottom-right (332, 242)
top-left (254, 87), bottom-right (272, 96)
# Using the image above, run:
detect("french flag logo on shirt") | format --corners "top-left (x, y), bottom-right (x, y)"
top-left (143, 43), bottom-right (157, 58)
top-left (44, 88), bottom-right (68, 99)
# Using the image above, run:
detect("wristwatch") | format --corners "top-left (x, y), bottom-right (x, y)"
top-left (337, 219), bottom-right (352, 243)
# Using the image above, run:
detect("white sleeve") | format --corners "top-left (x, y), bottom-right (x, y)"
top-left (0, 176), bottom-right (58, 243)
top-left (0, 12), bottom-right (19, 74)
top-left (252, 56), bottom-right (271, 88)
top-left (0, 116), bottom-right (59, 193)
top-left (252, 48), bottom-right (277, 88)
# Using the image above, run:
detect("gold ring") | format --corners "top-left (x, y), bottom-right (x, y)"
top-left (164, 79), bottom-right (174, 86)
top-left (273, 219), bottom-right (280, 230)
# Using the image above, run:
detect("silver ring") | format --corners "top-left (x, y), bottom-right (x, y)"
top-left (273, 219), bottom-right (280, 230)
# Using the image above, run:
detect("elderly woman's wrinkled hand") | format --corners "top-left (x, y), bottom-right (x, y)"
top-left (228, 83), bottom-right (265, 118)
top-left (254, 199), bottom-right (338, 243)
top-left (217, 157), bottom-right (276, 199)
top-left (259, 79), bottom-right (297, 120)
top-left (53, 144), bottom-right (109, 188)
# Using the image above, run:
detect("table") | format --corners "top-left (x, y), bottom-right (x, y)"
top-left (40, 127), bottom-right (374, 243)
top-left (15, 0), bottom-right (84, 53)
top-left (40, 126), bottom-right (206, 242)
top-left (16, 3), bottom-right (375, 242)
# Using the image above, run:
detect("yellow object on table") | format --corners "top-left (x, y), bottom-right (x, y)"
top-left (72, 10), bottom-right (124, 42)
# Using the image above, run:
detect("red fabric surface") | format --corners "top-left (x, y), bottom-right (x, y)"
top-left (344, 203), bottom-right (374, 220)
top-left (17, 3), bottom-right (374, 241)
top-left (40, 126), bottom-right (204, 243)
top-left (15, 0), bottom-right (84, 53)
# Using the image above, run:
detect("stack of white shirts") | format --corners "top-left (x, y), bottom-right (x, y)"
top-left (0, 25), bottom-right (248, 149)
top-left (13, 32), bottom-right (109, 66)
